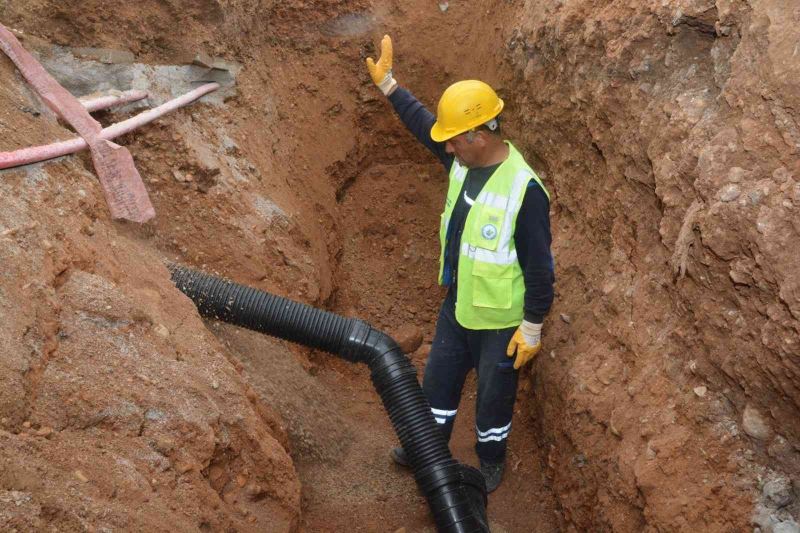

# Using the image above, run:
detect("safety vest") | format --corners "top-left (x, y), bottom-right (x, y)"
top-left (438, 142), bottom-right (549, 330)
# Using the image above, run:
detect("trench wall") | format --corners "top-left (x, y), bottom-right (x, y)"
top-left (492, 1), bottom-right (800, 530)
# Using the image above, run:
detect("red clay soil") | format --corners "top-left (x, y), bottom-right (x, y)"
top-left (1, 0), bottom-right (799, 532)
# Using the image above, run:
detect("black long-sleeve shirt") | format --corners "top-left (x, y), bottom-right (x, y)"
top-left (388, 87), bottom-right (554, 323)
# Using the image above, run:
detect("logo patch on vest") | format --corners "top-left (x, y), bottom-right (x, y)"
top-left (481, 224), bottom-right (498, 240)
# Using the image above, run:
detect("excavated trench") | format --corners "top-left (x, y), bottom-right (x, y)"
top-left (1, 0), bottom-right (799, 532)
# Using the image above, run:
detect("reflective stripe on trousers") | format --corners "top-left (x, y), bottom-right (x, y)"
top-left (421, 290), bottom-right (520, 463)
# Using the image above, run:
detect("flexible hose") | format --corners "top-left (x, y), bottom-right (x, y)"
top-left (168, 264), bottom-right (489, 532)
top-left (80, 90), bottom-right (149, 113)
top-left (0, 83), bottom-right (220, 170)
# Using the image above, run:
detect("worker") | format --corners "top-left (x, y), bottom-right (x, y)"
top-left (366, 35), bottom-right (555, 492)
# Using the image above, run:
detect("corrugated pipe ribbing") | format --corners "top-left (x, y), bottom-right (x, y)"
top-left (168, 264), bottom-right (489, 532)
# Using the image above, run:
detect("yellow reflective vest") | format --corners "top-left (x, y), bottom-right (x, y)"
top-left (438, 142), bottom-right (549, 329)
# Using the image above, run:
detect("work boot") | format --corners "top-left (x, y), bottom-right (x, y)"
top-left (479, 460), bottom-right (505, 493)
top-left (390, 446), bottom-right (410, 467)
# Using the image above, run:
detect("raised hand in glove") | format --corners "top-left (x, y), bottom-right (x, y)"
top-left (506, 320), bottom-right (542, 370)
top-left (366, 34), bottom-right (398, 95)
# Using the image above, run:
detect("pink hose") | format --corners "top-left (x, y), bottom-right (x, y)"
top-left (80, 90), bottom-right (149, 112)
top-left (0, 83), bottom-right (220, 170)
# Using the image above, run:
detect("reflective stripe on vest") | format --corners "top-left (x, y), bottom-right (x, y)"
top-left (438, 141), bottom-right (549, 330)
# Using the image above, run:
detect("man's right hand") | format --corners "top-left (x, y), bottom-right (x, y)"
top-left (366, 34), bottom-right (397, 96)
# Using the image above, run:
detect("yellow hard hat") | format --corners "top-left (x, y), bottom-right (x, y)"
top-left (430, 80), bottom-right (504, 142)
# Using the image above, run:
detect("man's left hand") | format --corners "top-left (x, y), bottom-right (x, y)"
top-left (506, 320), bottom-right (542, 369)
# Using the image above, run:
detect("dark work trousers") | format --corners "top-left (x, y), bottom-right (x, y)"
top-left (422, 289), bottom-right (520, 464)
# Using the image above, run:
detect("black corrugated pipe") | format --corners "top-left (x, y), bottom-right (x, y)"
top-left (167, 263), bottom-right (489, 532)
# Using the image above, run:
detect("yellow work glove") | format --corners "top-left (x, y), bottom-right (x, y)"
top-left (506, 320), bottom-right (543, 370)
top-left (366, 34), bottom-right (397, 96)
